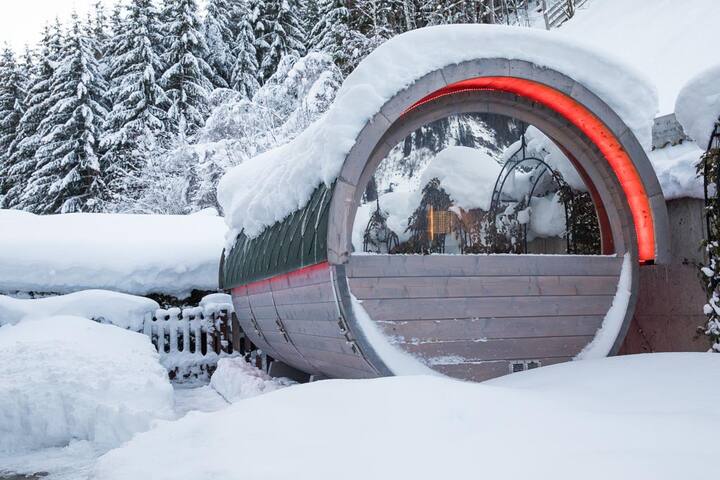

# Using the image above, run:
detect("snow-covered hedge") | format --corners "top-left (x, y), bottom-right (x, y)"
top-left (218, 24), bottom-right (658, 242)
top-left (0, 315), bottom-right (174, 454)
top-left (0, 290), bottom-right (158, 329)
top-left (0, 209), bottom-right (226, 298)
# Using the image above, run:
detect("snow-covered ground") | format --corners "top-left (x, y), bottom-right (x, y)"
top-left (90, 353), bottom-right (718, 480)
top-left (0, 209), bottom-right (226, 299)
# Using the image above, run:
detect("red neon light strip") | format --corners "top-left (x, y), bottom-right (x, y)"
top-left (232, 261), bottom-right (330, 293)
top-left (406, 77), bottom-right (655, 262)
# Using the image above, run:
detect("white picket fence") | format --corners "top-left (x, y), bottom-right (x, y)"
top-left (142, 306), bottom-right (237, 357)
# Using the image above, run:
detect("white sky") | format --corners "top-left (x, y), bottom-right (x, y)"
top-left (0, 0), bottom-right (107, 51)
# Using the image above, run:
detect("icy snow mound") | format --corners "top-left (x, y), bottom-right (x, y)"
top-left (0, 315), bottom-right (173, 454)
top-left (93, 353), bottom-right (718, 480)
top-left (0, 290), bottom-right (159, 329)
top-left (675, 64), bottom-right (720, 150)
top-left (648, 142), bottom-right (705, 200)
top-left (218, 24), bottom-right (657, 240)
top-left (419, 146), bottom-right (501, 211)
top-left (210, 357), bottom-right (295, 403)
top-left (0, 209), bottom-right (227, 298)
top-left (559, 0), bottom-right (720, 115)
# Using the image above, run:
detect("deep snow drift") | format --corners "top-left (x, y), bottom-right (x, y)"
top-left (92, 353), bottom-right (718, 480)
top-left (0, 315), bottom-right (174, 455)
top-left (0, 209), bottom-right (226, 298)
top-left (218, 24), bottom-right (657, 241)
top-left (210, 357), bottom-right (295, 403)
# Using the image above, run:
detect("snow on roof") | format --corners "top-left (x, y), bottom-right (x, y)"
top-left (559, 0), bottom-right (720, 116)
top-left (0, 209), bottom-right (227, 298)
top-left (675, 64), bottom-right (720, 150)
top-left (217, 24), bottom-right (658, 240)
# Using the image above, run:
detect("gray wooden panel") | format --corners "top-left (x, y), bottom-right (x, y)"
top-left (296, 345), bottom-right (376, 373)
top-left (360, 295), bottom-right (613, 321)
top-left (289, 332), bottom-right (359, 356)
top-left (268, 264), bottom-right (331, 291)
top-left (401, 336), bottom-right (592, 361)
top-left (272, 282), bottom-right (336, 305)
top-left (282, 319), bottom-right (346, 338)
top-left (377, 315), bottom-right (603, 341)
top-left (275, 302), bottom-right (339, 322)
top-left (346, 254), bottom-right (623, 278)
top-left (434, 357), bottom-right (570, 382)
top-left (247, 291), bottom-right (275, 307)
top-left (349, 275), bottom-right (618, 299)
top-left (247, 304), bottom-right (277, 320)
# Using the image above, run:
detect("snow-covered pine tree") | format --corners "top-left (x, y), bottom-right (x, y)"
top-left (102, 0), bottom-right (170, 201)
top-left (309, 0), bottom-right (355, 73)
top-left (3, 23), bottom-right (63, 209)
top-left (23, 14), bottom-right (109, 213)
top-left (159, 0), bottom-right (215, 137)
top-left (202, 0), bottom-right (235, 88)
top-left (0, 47), bottom-right (26, 203)
top-left (259, 0), bottom-right (306, 82)
top-left (248, 0), bottom-right (271, 84)
top-left (230, 0), bottom-right (260, 97)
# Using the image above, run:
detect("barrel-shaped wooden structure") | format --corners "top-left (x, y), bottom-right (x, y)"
top-left (221, 59), bottom-right (670, 381)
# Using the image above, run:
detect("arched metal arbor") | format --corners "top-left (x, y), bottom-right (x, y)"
top-left (221, 59), bottom-right (671, 382)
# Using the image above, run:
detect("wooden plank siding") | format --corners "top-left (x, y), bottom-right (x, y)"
top-left (231, 262), bottom-right (379, 379)
top-left (346, 254), bottom-right (622, 381)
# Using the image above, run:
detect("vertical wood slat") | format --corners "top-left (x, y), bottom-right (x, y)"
top-left (180, 309), bottom-right (191, 353)
top-left (168, 309), bottom-right (179, 354)
top-left (155, 310), bottom-right (165, 353)
top-left (142, 307), bottom-right (244, 358)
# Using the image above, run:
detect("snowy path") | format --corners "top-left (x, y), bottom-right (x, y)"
top-left (0, 384), bottom-right (229, 480)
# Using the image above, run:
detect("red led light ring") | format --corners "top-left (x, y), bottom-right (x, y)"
top-left (405, 77), bottom-right (655, 262)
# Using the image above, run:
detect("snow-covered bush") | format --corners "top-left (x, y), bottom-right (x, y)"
top-left (0, 315), bottom-right (173, 454)
top-left (210, 357), bottom-right (295, 403)
top-left (0, 290), bottom-right (158, 329)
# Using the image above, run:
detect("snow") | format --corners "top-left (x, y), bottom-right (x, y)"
top-left (576, 254), bottom-right (631, 359)
top-left (648, 141), bottom-right (705, 200)
top-left (0, 290), bottom-right (158, 329)
top-left (0, 209), bottom-right (227, 298)
top-left (527, 192), bottom-right (566, 240)
top-left (419, 146), bottom-right (501, 211)
top-left (351, 294), bottom-right (438, 376)
top-left (675, 64), bottom-right (720, 149)
top-left (559, 0), bottom-right (720, 115)
top-left (209, 357), bottom-right (295, 403)
top-left (218, 24), bottom-right (657, 241)
top-left (92, 353), bottom-right (719, 480)
top-left (0, 315), bottom-right (174, 455)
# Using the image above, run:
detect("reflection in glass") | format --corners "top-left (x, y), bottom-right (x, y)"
top-left (353, 114), bottom-right (600, 255)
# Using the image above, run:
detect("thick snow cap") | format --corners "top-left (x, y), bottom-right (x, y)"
top-left (218, 24), bottom-right (658, 240)
top-left (675, 64), bottom-right (720, 149)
